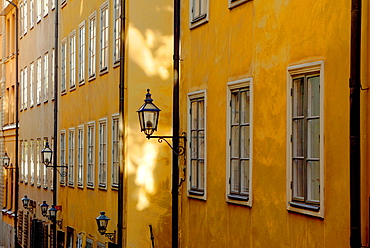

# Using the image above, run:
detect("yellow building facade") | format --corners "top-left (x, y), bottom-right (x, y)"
top-left (179, 0), bottom-right (370, 247)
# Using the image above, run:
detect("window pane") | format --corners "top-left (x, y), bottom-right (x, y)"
top-left (292, 78), bottom-right (304, 117)
top-left (191, 101), bottom-right (198, 129)
top-left (198, 100), bottom-right (204, 129)
top-left (308, 76), bottom-right (320, 117)
top-left (292, 159), bottom-right (304, 200)
top-left (198, 130), bottom-right (204, 159)
top-left (191, 160), bottom-right (197, 188)
top-left (231, 92), bottom-right (239, 124)
top-left (292, 119), bottom-right (304, 157)
top-left (240, 160), bottom-right (249, 194)
top-left (191, 130), bottom-right (198, 159)
top-left (240, 90), bottom-right (250, 124)
top-left (231, 126), bottom-right (239, 158)
top-left (308, 119), bottom-right (320, 159)
top-left (307, 161), bottom-right (320, 202)
top-left (240, 125), bottom-right (249, 158)
top-left (198, 160), bottom-right (204, 190)
top-left (230, 159), bottom-right (239, 193)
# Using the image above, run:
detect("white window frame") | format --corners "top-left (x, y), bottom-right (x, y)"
top-left (113, 0), bottom-right (121, 64)
top-left (68, 128), bottom-right (75, 186)
top-left (30, 62), bottom-right (34, 107)
top-left (44, 52), bottom-right (49, 102)
top-left (19, 2), bottom-right (24, 37)
top-left (36, 138), bottom-right (41, 186)
top-left (20, 140), bottom-right (24, 181)
top-left (189, 0), bottom-right (209, 29)
top-left (111, 114), bottom-right (119, 188)
top-left (51, 48), bottom-right (55, 100)
top-left (36, 0), bottom-right (41, 23)
top-left (24, 140), bottom-right (28, 183)
top-left (36, 57), bottom-right (42, 104)
top-left (228, 0), bottom-right (250, 9)
top-left (23, 0), bottom-right (28, 35)
top-left (30, 140), bottom-right (35, 184)
top-left (226, 78), bottom-right (253, 207)
top-left (60, 131), bottom-right (66, 184)
top-left (286, 61), bottom-right (325, 218)
top-left (24, 67), bottom-right (28, 109)
top-left (70, 30), bottom-right (76, 89)
top-left (187, 90), bottom-right (207, 200)
top-left (20, 68), bottom-right (23, 110)
top-left (61, 38), bottom-right (67, 93)
top-left (100, 1), bottom-right (109, 73)
top-left (77, 125), bottom-right (84, 187)
top-left (30, 0), bottom-right (34, 28)
top-left (87, 122), bottom-right (95, 188)
top-left (43, 0), bottom-right (48, 17)
top-left (88, 12), bottom-right (97, 80)
top-left (78, 21), bottom-right (86, 84)
top-left (98, 118), bottom-right (107, 188)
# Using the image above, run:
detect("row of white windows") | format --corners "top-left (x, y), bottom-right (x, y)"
top-left (20, 50), bottom-right (55, 110)
top-left (190, 0), bottom-right (250, 28)
top-left (188, 61), bottom-right (324, 218)
top-left (61, 0), bottom-right (121, 92)
top-left (59, 116), bottom-right (120, 189)
top-left (19, 0), bottom-right (56, 36)
top-left (19, 115), bottom-right (120, 190)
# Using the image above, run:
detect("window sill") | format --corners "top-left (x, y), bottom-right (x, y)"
top-left (111, 184), bottom-right (119, 190)
top-left (37, 185), bottom-right (41, 188)
top-left (79, 80), bottom-right (85, 86)
top-left (44, 100), bottom-right (48, 104)
top-left (99, 68), bottom-right (108, 76)
top-left (88, 74), bottom-right (96, 82)
top-left (229, 0), bottom-right (250, 9)
top-left (99, 184), bottom-right (107, 190)
top-left (61, 90), bottom-right (67, 96)
top-left (87, 183), bottom-right (94, 189)
top-left (43, 186), bottom-right (48, 190)
top-left (226, 194), bottom-right (251, 206)
top-left (113, 61), bottom-right (120, 68)
top-left (68, 182), bottom-right (74, 188)
top-left (70, 86), bottom-right (76, 92)
top-left (190, 15), bottom-right (208, 29)
top-left (287, 202), bottom-right (323, 218)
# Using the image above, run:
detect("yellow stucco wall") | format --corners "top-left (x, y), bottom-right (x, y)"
top-left (179, 0), bottom-right (357, 247)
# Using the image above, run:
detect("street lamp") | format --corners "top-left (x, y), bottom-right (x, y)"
top-left (21, 195), bottom-right (30, 209)
top-left (3, 153), bottom-right (10, 168)
top-left (137, 89), bottom-right (161, 137)
top-left (40, 201), bottom-right (49, 217)
top-left (95, 211), bottom-right (116, 243)
top-left (41, 142), bottom-right (53, 166)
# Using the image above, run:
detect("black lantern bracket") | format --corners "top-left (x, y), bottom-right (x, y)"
top-left (104, 231), bottom-right (116, 243)
top-left (147, 132), bottom-right (187, 157)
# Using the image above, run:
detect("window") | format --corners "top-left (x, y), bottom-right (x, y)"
top-left (188, 91), bottom-right (206, 197)
top-left (20, 2), bottom-right (24, 36)
top-left (112, 115), bottom-right (119, 187)
top-left (43, 139), bottom-right (48, 187)
top-left (229, 0), bottom-right (249, 9)
top-left (113, 0), bottom-right (121, 64)
top-left (61, 39), bottom-right (67, 93)
top-left (88, 12), bottom-right (96, 78)
top-left (76, 235), bottom-right (82, 248)
top-left (37, 0), bottom-right (42, 22)
top-left (87, 122), bottom-right (95, 187)
top-left (98, 119), bottom-right (107, 188)
top-left (68, 128), bottom-right (75, 186)
top-left (20, 141), bottom-right (24, 181)
top-left (86, 238), bottom-right (93, 248)
top-left (60, 131), bottom-right (66, 184)
top-left (30, 0), bottom-right (34, 28)
top-left (24, 140), bottom-right (28, 183)
top-left (51, 0), bottom-right (55, 10)
top-left (30, 140), bottom-right (35, 184)
top-left (190, 0), bottom-right (208, 28)
top-left (20, 69), bottom-right (23, 110)
top-left (100, 2), bottom-right (109, 72)
top-left (77, 125), bottom-right (84, 187)
top-left (78, 21), bottom-right (85, 84)
top-left (44, 53), bottom-right (48, 102)
top-left (70, 31), bottom-right (76, 89)
top-left (44, 0), bottom-right (48, 16)
top-left (287, 61), bottom-right (324, 217)
top-left (51, 49), bottom-right (55, 99)
top-left (30, 62), bottom-right (34, 107)
top-left (36, 139), bottom-right (41, 186)
top-left (24, 67), bottom-right (28, 109)
top-left (24, 0), bottom-right (28, 34)
top-left (226, 78), bottom-right (253, 205)
top-left (36, 57), bottom-right (42, 104)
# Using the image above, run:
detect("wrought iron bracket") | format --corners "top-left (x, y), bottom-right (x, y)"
top-left (45, 165), bottom-right (68, 177)
top-left (104, 231), bottom-right (116, 243)
top-left (147, 132), bottom-right (187, 156)
top-left (56, 219), bottom-right (63, 229)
